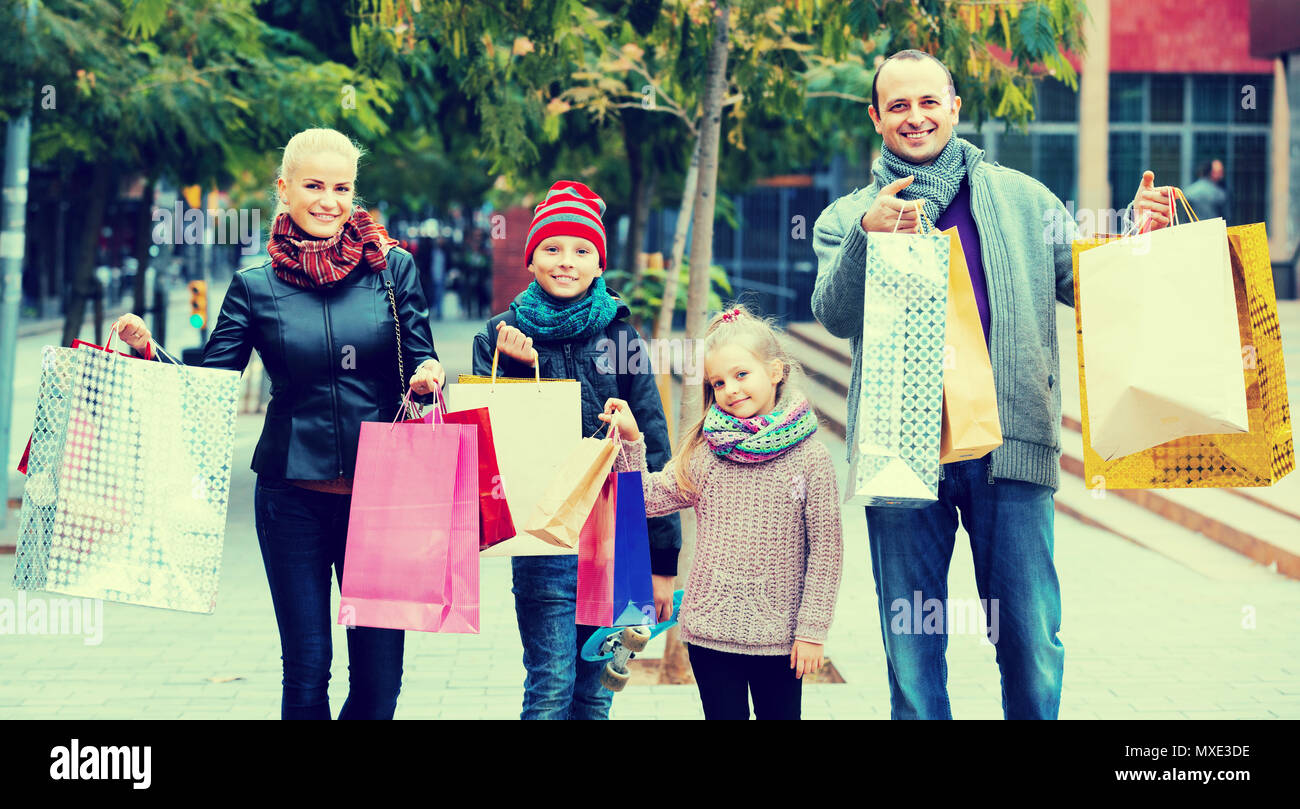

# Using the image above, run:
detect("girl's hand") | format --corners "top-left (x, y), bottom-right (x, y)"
top-left (651, 574), bottom-right (675, 623)
top-left (408, 359), bottom-right (445, 395)
top-left (791, 640), bottom-right (824, 679)
top-left (495, 321), bottom-right (538, 366)
top-left (112, 313), bottom-right (152, 353)
top-left (598, 398), bottom-right (641, 442)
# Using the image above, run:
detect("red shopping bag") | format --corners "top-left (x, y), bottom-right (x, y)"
top-left (402, 391), bottom-right (516, 551)
top-left (338, 409), bottom-right (480, 633)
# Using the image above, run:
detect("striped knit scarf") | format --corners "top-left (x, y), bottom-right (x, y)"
top-left (267, 208), bottom-right (398, 289)
top-left (703, 389), bottom-right (818, 463)
top-left (873, 135), bottom-right (974, 224)
top-left (511, 277), bottom-right (619, 341)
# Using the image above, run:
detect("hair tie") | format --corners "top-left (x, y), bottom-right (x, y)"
top-left (720, 307), bottom-right (742, 323)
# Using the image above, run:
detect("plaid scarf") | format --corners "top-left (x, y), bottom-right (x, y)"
top-left (267, 208), bottom-right (398, 288)
top-left (872, 135), bottom-right (975, 224)
top-left (703, 389), bottom-right (818, 463)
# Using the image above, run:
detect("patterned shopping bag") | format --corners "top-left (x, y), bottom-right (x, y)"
top-left (13, 344), bottom-right (240, 613)
top-left (844, 209), bottom-right (950, 508)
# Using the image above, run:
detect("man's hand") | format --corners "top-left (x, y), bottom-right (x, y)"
top-left (495, 321), bottom-right (538, 366)
top-left (651, 574), bottom-right (675, 623)
top-left (1132, 170), bottom-right (1177, 233)
top-left (790, 640), bottom-right (824, 679)
top-left (860, 176), bottom-right (920, 234)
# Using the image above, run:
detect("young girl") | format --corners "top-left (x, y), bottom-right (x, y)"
top-left (600, 304), bottom-right (843, 720)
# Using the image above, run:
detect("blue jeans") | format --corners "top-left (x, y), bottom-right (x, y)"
top-left (864, 457), bottom-right (1064, 720)
top-left (254, 476), bottom-right (405, 720)
top-left (512, 555), bottom-right (613, 720)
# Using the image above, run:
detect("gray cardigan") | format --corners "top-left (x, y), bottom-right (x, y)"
top-left (811, 138), bottom-right (1077, 491)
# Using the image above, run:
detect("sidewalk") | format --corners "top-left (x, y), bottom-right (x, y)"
top-left (2, 314), bottom-right (1299, 719)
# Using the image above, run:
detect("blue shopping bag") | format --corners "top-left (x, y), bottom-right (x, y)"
top-left (576, 470), bottom-right (655, 626)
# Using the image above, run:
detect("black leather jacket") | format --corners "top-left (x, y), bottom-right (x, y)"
top-left (201, 247), bottom-right (437, 479)
top-left (472, 293), bottom-right (682, 575)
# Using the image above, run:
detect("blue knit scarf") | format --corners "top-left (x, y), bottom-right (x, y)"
top-left (511, 277), bottom-right (619, 341)
top-left (873, 135), bottom-right (976, 224)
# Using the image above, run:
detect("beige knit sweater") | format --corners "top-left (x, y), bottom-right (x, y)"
top-left (614, 430), bottom-right (843, 656)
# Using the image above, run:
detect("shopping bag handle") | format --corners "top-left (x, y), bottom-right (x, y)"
top-left (891, 200), bottom-right (935, 235)
top-left (489, 347), bottom-right (542, 393)
top-left (592, 410), bottom-right (631, 468)
top-left (105, 324), bottom-right (181, 365)
top-left (1133, 187), bottom-right (1201, 236)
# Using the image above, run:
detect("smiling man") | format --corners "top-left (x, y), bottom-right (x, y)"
top-left (811, 50), bottom-right (1176, 720)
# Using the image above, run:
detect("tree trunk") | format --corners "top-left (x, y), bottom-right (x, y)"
top-left (653, 134), bottom-right (700, 342)
top-left (133, 178), bottom-right (156, 317)
top-left (628, 164), bottom-right (658, 334)
top-left (660, 0), bottom-right (730, 686)
top-left (622, 113), bottom-right (646, 281)
top-left (61, 161), bottom-right (111, 347)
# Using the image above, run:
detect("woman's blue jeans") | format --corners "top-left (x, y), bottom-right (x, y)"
top-left (512, 555), bottom-right (613, 720)
top-left (254, 476), bottom-right (405, 720)
top-left (864, 458), bottom-right (1065, 720)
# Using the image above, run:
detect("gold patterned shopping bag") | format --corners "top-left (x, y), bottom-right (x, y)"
top-left (1071, 216), bottom-right (1293, 489)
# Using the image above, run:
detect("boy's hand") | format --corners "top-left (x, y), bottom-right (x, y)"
top-left (598, 398), bottom-right (641, 442)
top-left (495, 321), bottom-right (538, 366)
top-left (790, 640), bottom-right (824, 679)
top-left (651, 574), bottom-right (675, 623)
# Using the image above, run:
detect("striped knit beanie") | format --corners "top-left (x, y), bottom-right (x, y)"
top-left (524, 181), bottom-right (607, 269)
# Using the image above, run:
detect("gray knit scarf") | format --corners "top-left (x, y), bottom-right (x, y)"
top-left (872, 135), bottom-right (977, 224)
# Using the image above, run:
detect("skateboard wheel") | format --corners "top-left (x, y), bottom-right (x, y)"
top-left (601, 662), bottom-right (631, 692)
top-left (620, 625), bottom-right (651, 653)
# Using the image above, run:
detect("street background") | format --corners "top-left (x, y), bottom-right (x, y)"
top-left (1, 287), bottom-right (1297, 720)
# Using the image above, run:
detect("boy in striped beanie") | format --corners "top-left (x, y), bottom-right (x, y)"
top-left (470, 180), bottom-right (682, 719)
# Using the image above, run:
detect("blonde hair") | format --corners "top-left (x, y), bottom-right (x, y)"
top-left (667, 303), bottom-right (804, 494)
top-left (273, 128), bottom-right (365, 217)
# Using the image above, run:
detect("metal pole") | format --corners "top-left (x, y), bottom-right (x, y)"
top-left (0, 0), bottom-right (39, 529)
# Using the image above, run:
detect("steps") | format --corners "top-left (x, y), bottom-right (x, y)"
top-left (780, 314), bottom-right (1300, 581)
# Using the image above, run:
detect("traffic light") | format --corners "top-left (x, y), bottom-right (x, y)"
top-left (188, 280), bottom-right (208, 329)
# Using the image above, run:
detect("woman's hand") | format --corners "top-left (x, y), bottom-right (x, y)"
top-left (408, 359), bottom-right (445, 395)
top-left (112, 314), bottom-right (152, 353)
top-left (790, 640), bottom-right (824, 679)
top-left (599, 398), bottom-right (641, 442)
top-left (495, 321), bottom-right (538, 366)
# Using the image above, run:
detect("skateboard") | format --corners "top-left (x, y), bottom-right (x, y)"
top-left (580, 589), bottom-right (684, 692)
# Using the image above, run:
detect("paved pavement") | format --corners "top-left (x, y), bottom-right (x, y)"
top-left (2, 296), bottom-right (1299, 719)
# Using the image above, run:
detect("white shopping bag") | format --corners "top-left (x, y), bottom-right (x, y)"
top-left (444, 374), bottom-right (582, 556)
top-left (1078, 216), bottom-right (1249, 460)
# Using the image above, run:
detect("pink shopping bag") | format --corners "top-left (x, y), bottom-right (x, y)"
top-left (338, 405), bottom-right (480, 633)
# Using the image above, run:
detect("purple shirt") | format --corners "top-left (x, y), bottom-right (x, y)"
top-left (934, 180), bottom-right (990, 344)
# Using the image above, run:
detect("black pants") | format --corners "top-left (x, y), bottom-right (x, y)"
top-left (687, 644), bottom-right (803, 720)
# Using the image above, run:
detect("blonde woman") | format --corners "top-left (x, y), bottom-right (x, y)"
top-left (114, 128), bottom-right (444, 719)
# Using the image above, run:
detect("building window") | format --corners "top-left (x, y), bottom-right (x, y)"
top-left (1149, 75), bottom-right (1184, 123)
top-left (1110, 74), bottom-right (1144, 122)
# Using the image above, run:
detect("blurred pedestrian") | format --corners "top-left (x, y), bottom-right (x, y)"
top-left (1183, 159), bottom-right (1230, 222)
